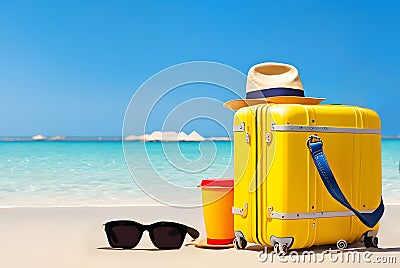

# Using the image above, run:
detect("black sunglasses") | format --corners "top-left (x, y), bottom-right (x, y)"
top-left (104, 220), bottom-right (200, 250)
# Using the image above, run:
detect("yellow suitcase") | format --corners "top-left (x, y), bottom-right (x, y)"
top-left (232, 103), bottom-right (384, 254)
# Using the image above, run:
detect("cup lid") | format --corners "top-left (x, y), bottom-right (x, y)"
top-left (198, 178), bottom-right (234, 187)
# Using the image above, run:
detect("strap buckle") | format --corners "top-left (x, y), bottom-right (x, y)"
top-left (306, 135), bottom-right (322, 150)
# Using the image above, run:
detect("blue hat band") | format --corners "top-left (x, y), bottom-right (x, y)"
top-left (246, 88), bottom-right (304, 99)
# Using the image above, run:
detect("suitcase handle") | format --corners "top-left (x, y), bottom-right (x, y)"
top-left (307, 135), bottom-right (384, 228)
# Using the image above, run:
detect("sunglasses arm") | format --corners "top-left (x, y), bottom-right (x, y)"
top-left (187, 227), bottom-right (200, 240)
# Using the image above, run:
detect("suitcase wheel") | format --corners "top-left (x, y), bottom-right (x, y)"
top-left (364, 236), bottom-right (379, 248)
top-left (336, 239), bottom-right (348, 250)
top-left (233, 237), bottom-right (247, 250)
top-left (273, 243), bottom-right (288, 256)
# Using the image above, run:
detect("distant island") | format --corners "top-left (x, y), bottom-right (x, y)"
top-left (0, 131), bottom-right (232, 142)
top-left (382, 136), bottom-right (400, 140)
top-left (124, 131), bottom-right (231, 142)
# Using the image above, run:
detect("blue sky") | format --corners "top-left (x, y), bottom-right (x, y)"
top-left (0, 0), bottom-right (399, 137)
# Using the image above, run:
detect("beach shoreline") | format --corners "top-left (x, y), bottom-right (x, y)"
top-left (1, 205), bottom-right (399, 267)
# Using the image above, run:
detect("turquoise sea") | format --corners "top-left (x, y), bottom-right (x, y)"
top-left (0, 140), bottom-right (399, 207)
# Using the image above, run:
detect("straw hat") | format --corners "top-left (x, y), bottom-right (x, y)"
top-left (224, 62), bottom-right (325, 110)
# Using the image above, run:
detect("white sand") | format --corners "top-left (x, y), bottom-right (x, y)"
top-left (0, 205), bottom-right (399, 267)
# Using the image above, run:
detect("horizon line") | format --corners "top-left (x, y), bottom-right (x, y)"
top-left (0, 136), bottom-right (233, 142)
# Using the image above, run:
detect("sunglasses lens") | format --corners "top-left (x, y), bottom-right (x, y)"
top-left (152, 226), bottom-right (183, 249)
top-left (109, 226), bottom-right (141, 248)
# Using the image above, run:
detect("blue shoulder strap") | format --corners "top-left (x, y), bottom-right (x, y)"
top-left (307, 135), bottom-right (384, 228)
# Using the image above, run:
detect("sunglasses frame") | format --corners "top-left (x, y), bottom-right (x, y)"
top-left (104, 220), bottom-right (199, 250)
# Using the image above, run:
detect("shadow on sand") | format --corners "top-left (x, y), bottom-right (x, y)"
top-left (244, 242), bottom-right (400, 253)
top-left (97, 246), bottom-right (167, 251)
top-left (97, 242), bottom-right (197, 251)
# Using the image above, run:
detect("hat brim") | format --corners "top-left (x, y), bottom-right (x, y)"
top-left (194, 239), bottom-right (234, 249)
top-left (223, 96), bottom-right (326, 111)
